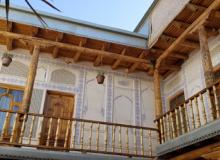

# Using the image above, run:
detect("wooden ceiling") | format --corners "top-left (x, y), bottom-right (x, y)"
top-left (150, 0), bottom-right (220, 78)
top-left (0, 0), bottom-right (219, 77)
top-left (0, 19), bottom-right (155, 75)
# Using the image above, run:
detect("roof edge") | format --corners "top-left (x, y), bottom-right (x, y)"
top-left (0, 3), bottom-right (147, 39)
top-left (134, 0), bottom-right (160, 33)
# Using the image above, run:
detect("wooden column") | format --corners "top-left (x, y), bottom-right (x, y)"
top-left (198, 25), bottom-right (215, 86)
top-left (154, 69), bottom-right (163, 118)
top-left (22, 45), bottom-right (40, 113)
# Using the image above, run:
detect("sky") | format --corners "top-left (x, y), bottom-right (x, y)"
top-left (8, 0), bottom-right (154, 31)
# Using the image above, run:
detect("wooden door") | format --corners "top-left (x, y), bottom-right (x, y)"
top-left (40, 91), bottom-right (74, 148)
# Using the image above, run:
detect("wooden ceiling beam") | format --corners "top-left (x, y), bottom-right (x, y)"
top-left (171, 53), bottom-right (188, 60)
top-left (186, 3), bottom-right (207, 12)
top-left (52, 33), bottom-right (64, 58)
top-left (31, 27), bottom-right (39, 37)
top-left (156, 0), bottom-right (220, 69)
top-left (160, 35), bottom-right (200, 49)
top-left (151, 48), bottom-right (189, 60)
top-left (210, 10), bottom-right (220, 19)
top-left (6, 22), bottom-right (13, 51)
top-left (0, 31), bottom-right (151, 67)
top-left (187, 3), bottom-right (220, 21)
top-left (172, 20), bottom-right (219, 36)
top-left (94, 43), bottom-right (110, 66)
top-left (128, 51), bottom-right (146, 73)
top-left (112, 48), bottom-right (126, 70)
top-left (29, 27), bottom-right (39, 54)
top-left (161, 64), bottom-right (181, 71)
top-left (74, 38), bottom-right (87, 62)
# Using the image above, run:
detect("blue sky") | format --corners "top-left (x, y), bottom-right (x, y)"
top-left (9, 0), bottom-right (154, 31)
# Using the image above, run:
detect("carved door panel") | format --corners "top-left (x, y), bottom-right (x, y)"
top-left (40, 91), bottom-right (74, 148)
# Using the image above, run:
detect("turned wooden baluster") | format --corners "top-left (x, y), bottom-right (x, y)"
top-left (213, 85), bottom-right (220, 118)
top-left (194, 97), bottom-right (201, 128)
top-left (183, 103), bottom-right (190, 132)
top-left (80, 122), bottom-right (85, 149)
top-left (18, 114), bottom-right (28, 144)
top-left (126, 127), bottom-right (129, 154)
top-left (64, 120), bottom-right (71, 148)
top-left (148, 130), bottom-right (152, 157)
top-left (175, 108), bottom-right (180, 137)
top-left (170, 112), bottom-right (176, 138)
top-left (166, 114), bottom-right (170, 140)
top-left (37, 116), bottom-right (43, 145)
top-left (200, 94), bottom-right (207, 124)
top-left (89, 123), bottom-right (93, 150)
top-left (189, 100), bottom-right (196, 129)
top-left (119, 126), bottom-right (122, 153)
top-left (54, 118), bottom-right (61, 147)
top-left (112, 125), bottom-right (116, 152)
top-left (46, 117), bottom-right (53, 146)
top-left (71, 121), bottom-right (77, 148)
top-left (1, 112), bottom-right (10, 140)
top-left (207, 89), bottom-right (214, 121)
top-left (162, 116), bottom-right (167, 141)
top-left (96, 123), bottom-right (100, 151)
top-left (159, 118), bottom-right (164, 143)
top-left (155, 121), bottom-right (161, 143)
top-left (105, 125), bottom-right (109, 151)
top-left (28, 115), bottom-right (36, 144)
top-left (178, 106), bottom-right (185, 135)
top-left (134, 128), bottom-right (137, 154)
top-left (140, 128), bottom-right (144, 155)
top-left (10, 113), bottom-right (18, 143)
top-left (168, 112), bottom-right (174, 139)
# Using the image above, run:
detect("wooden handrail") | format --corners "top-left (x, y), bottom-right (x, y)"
top-left (154, 79), bottom-right (220, 121)
top-left (0, 109), bottom-right (158, 131)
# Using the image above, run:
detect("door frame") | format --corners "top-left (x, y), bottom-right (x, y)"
top-left (40, 90), bottom-right (75, 147)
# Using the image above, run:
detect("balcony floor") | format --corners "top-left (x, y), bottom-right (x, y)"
top-left (0, 146), bottom-right (152, 160)
top-left (156, 118), bottom-right (220, 158)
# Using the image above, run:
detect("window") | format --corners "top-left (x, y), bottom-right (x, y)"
top-left (0, 84), bottom-right (24, 134)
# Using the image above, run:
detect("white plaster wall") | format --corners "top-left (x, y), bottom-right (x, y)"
top-left (162, 34), bottom-right (220, 112)
top-left (82, 70), bottom-right (105, 121)
top-left (141, 80), bottom-right (155, 127)
top-left (0, 45), bottom-right (155, 129)
top-left (113, 76), bottom-right (134, 125)
top-left (148, 0), bottom-right (190, 47)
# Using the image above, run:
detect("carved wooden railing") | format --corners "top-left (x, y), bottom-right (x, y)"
top-left (155, 80), bottom-right (220, 144)
top-left (0, 109), bottom-right (159, 158)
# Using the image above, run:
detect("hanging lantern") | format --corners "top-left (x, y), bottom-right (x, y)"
top-left (2, 53), bottom-right (13, 67)
top-left (96, 71), bottom-right (105, 84)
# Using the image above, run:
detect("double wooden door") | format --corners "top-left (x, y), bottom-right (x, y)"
top-left (40, 91), bottom-right (74, 148)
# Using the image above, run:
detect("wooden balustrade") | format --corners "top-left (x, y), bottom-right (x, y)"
top-left (0, 109), bottom-right (158, 158)
top-left (155, 80), bottom-right (220, 144)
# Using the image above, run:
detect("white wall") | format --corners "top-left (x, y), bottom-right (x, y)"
top-left (147, 0), bottom-right (190, 47)
top-left (162, 34), bottom-right (220, 112)
top-left (0, 45), bottom-right (155, 128)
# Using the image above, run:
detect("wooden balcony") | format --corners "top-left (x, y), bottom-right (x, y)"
top-left (0, 109), bottom-right (159, 159)
top-left (155, 80), bottom-right (220, 144)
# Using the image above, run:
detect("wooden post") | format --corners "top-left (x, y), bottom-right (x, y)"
top-left (22, 45), bottom-right (40, 112)
top-left (198, 25), bottom-right (215, 87)
top-left (154, 69), bottom-right (163, 118)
